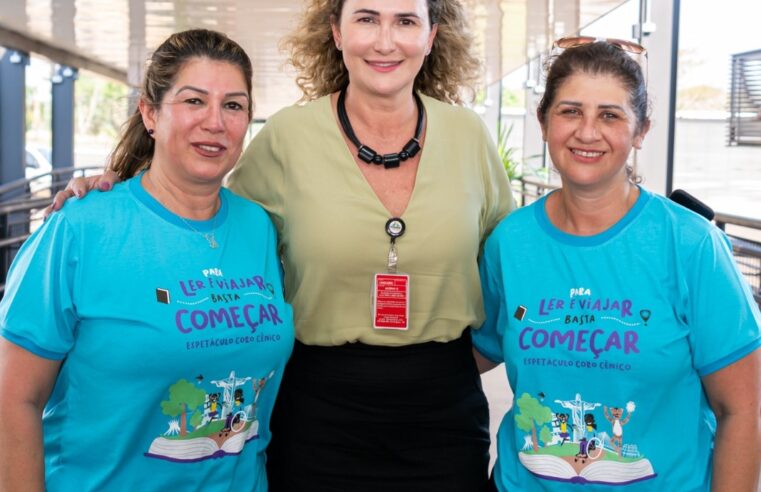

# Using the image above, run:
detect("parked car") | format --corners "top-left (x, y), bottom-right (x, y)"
top-left (25, 146), bottom-right (53, 180)
top-left (24, 146), bottom-right (53, 194)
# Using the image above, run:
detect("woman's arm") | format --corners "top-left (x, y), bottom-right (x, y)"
top-left (0, 338), bottom-right (62, 492)
top-left (473, 347), bottom-right (499, 374)
top-left (702, 347), bottom-right (761, 492)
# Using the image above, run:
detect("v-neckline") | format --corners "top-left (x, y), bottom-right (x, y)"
top-left (325, 93), bottom-right (432, 218)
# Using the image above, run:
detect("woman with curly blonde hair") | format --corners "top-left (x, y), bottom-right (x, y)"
top-left (284, 0), bottom-right (480, 104)
top-left (48, 1), bottom-right (514, 490)
top-left (230, 1), bottom-right (513, 490)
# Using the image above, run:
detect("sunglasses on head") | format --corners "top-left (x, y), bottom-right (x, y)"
top-left (553, 36), bottom-right (647, 57)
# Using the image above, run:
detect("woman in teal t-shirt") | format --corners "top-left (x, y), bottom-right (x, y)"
top-left (474, 38), bottom-right (761, 491)
top-left (0, 30), bottom-right (294, 491)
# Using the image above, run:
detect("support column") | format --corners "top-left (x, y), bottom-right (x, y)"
top-left (635, 0), bottom-right (680, 195)
top-left (0, 50), bottom-right (30, 276)
top-left (128, 0), bottom-right (147, 115)
top-left (522, 0), bottom-right (551, 196)
top-left (51, 64), bottom-right (78, 187)
top-left (0, 50), bottom-right (29, 192)
top-left (552, 0), bottom-right (579, 39)
top-left (482, 0), bottom-right (504, 143)
top-left (51, 0), bottom-right (77, 188)
top-left (522, 55), bottom-right (547, 191)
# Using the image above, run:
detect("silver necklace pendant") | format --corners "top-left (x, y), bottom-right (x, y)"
top-left (178, 215), bottom-right (220, 249)
top-left (204, 233), bottom-right (219, 249)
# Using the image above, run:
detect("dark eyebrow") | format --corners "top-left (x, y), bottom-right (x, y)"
top-left (557, 101), bottom-right (626, 111)
top-left (352, 8), bottom-right (421, 19)
top-left (175, 85), bottom-right (208, 96)
top-left (175, 85), bottom-right (249, 100)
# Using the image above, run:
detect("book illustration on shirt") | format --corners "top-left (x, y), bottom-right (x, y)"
top-left (514, 392), bottom-right (656, 486)
top-left (144, 369), bottom-right (275, 463)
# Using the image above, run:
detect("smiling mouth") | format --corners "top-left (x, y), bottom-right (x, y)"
top-left (194, 143), bottom-right (226, 153)
top-left (366, 60), bottom-right (402, 70)
top-left (571, 149), bottom-right (604, 158)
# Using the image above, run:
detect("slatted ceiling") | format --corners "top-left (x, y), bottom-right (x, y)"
top-left (729, 49), bottom-right (761, 146)
top-left (0, 0), bottom-right (629, 118)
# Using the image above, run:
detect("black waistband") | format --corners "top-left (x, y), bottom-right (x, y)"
top-left (286, 329), bottom-right (476, 381)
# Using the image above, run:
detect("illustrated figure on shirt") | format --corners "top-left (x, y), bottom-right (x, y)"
top-left (250, 370), bottom-right (275, 418)
top-left (233, 389), bottom-right (245, 423)
top-left (206, 393), bottom-right (220, 420)
top-left (234, 388), bottom-right (244, 408)
top-left (251, 377), bottom-right (266, 415)
top-left (584, 413), bottom-right (597, 438)
top-left (222, 389), bottom-right (246, 433)
top-left (575, 437), bottom-right (590, 463)
top-left (556, 413), bottom-right (570, 446)
top-left (604, 403), bottom-right (634, 455)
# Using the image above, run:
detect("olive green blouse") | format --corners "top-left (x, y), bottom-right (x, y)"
top-left (227, 94), bottom-right (514, 346)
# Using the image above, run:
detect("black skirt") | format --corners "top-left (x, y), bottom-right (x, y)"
top-left (266, 330), bottom-right (491, 492)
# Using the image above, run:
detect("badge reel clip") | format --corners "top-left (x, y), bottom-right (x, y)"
top-left (385, 218), bottom-right (404, 273)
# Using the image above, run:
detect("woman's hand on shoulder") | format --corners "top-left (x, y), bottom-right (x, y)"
top-left (43, 170), bottom-right (122, 218)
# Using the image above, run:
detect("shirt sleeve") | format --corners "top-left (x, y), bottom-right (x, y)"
top-left (478, 117), bottom-right (516, 246)
top-left (227, 118), bottom-right (286, 237)
top-left (685, 227), bottom-right (761, 376)
top-left (0, 212), bottom-right (80, 360)
top-left (472, 231), bottom-right (507, 364)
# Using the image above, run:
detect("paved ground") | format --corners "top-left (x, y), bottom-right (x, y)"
top-left (480, 364), bottom-right (512, 471)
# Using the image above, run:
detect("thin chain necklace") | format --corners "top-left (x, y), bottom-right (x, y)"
top-left (144, 171), bottom-right (220, 249)
top-left (337, 87), bottom-right (425, 169)
top-left (178, 214), bottom-right (219, 249)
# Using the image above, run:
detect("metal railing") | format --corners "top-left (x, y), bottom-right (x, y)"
top-left (0, 167), bottom-right (103, 294)
top-left (514, 176), bottom-right (559, 206)
top-left (715, 212), bottom-right (761, 306)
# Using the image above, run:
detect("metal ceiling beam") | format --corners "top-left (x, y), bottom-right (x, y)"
top-left (0, 24), bottom-right (127, 83)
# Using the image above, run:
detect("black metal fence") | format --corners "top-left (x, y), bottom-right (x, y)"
top-left (715, 212), bottom-right (761, 306)
top-left (0, 167), bottom-right (102, 294)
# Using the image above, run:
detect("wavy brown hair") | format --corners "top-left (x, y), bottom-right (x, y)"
top-left (109, 29), bottom-right (253, 180)
top-left (282, 0), bottom-right (480, 104)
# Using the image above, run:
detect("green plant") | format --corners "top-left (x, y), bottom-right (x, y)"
top-left (497, 122), bottom-right (549, 181)
top-left (497, 122), bottom-right (522, 183)
top-left (497, 121), bottom-right (551, 207)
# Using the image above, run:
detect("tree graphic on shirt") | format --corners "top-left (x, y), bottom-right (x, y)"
top-left (161, 379), bottom-right (206, 436)
top-left (515, 393), bottom-right (554, 452)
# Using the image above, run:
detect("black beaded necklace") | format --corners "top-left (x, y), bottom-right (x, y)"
top-left (337, 87), bottom-right (425, 169)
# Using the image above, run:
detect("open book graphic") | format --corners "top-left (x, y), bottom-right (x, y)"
top-left (519, 452), bottom-right (656, 485)
top-left (145, 420), bottom-right (259, 463)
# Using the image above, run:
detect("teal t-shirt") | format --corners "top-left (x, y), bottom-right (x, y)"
top-left (473, 188), bottom-right (761, 491)
top-left (0, 175), bottom-right (294, 491)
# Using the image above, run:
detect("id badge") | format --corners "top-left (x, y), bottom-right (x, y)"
top-left (373, 273), bottom-right (409, 330)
